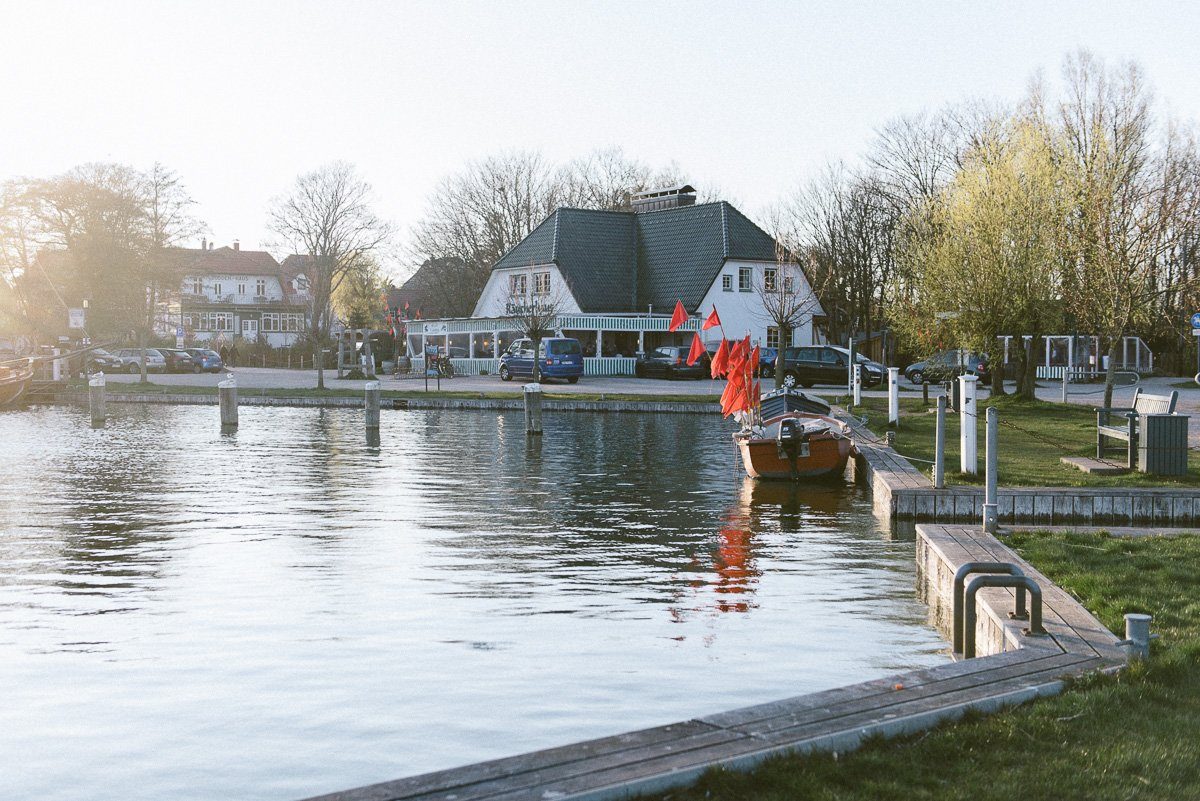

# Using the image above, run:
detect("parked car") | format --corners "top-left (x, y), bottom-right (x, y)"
top-left (904, 350), bottom-right (990, 385)
top-left (185, 348), bottom-right (225, 373)
top-left (777, 345), bottom-right (885, 389)
top-left (158, 349), bottom-right (195, 373)
top-left (85, 348), bottom-right (123, 372)
top-left (635, 345), bottom-right (708, 380)
top-left (759, 347), bottom-right (778, 378)
top-left (113, 348), bottom-right (167, 374)
top-left (499, 337), bottom-right (583, 383)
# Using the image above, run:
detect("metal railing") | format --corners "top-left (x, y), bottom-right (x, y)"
top-left (953, 563), bottom-right (1046, 659)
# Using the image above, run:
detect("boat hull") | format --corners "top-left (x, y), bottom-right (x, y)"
top-left (734, 413), bottom-right (854, 481)
top-left (0, 364), bottom-right (33, 407)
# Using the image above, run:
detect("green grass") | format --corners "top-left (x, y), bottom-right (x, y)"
top-left (846, 395), bottom-right (1200, 487)
top-left (1170, 379), bottom-right (1200, 390)
top-left (650, 531), bottom-right (1200, 801)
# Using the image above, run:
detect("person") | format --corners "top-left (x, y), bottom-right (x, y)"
top-left (219, 344), bottom-right (229, 365)
top-left (228, 343), bottom-right (238, 367)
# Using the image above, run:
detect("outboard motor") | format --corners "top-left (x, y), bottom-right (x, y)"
top-left (776, 418), bottom-right (809, 480)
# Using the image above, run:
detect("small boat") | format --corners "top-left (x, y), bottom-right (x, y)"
top-left (734, 392), bottom-right (854, 481)
top-left (0, 360), bottom-right (34, 407)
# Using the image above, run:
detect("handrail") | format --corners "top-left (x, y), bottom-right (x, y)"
top-left (953, 562), bottom-right (1027, 654)
top-left (963, 574), bottom-right (1045, 659)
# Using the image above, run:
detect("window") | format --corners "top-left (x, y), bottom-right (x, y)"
top-left (548, 340), bottom-right (580, 355)
top-left (509, 274), bottom-right (527, 296)
top-left (738, 266), bottom-right (752, 292)
top-left (198, 312), bottom-right (233, 332)
top-left (766, 327), bottom-right (780, 349)
top-left (190, 278), bottom-right (202, 294)
top-left (796, 347), bottom-right (818, 361)
top-left (533, 271), bottom-right (551, 296)
top-left (764, 268), bottom-right (777, 292)
top-left (722, 274), bottom-right (732, 292)
top-left (261, 312), bottom-right (280, 332)
top-left (256, 279), bottom-right (266, 297)
top-left (821, 348), bottom-right (844, 365)
top-left (284, 313), bottom-right (303, 332)
top-left (214, 283), bottom-right (222, 296)
top-left (783, 275), bottom-right (795, 293)
top-left (182, 314), bottom-right (194, 328)
top-left (237, 283), bottom-right (246, 295)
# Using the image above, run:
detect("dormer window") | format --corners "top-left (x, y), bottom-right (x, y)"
top-left (509, 274), bottom-right (527, 296)
top-left (533, 272), bottom-right (550, 296)
top-left (256, 279), bottom-right (266, 296)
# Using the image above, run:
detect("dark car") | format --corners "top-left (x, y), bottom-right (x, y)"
top-left (158, 349), bottom-right (195, 373)
top-left (85, 348), bottom-right (123, 372)
top-left (759, 347), bottom-right (778, 378)
top-left (904, 350), bottom-right (990, 385)
top-left (635, 345), bottom-right (708, 380)
top-left (778, 345), bottom-right (885, 389)
top-left (499, 337), bottom-right (583, 383)
top-left (185, 348), bottom-right (225, 373)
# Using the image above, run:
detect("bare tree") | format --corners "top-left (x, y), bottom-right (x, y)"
top-left (500, 264), bottom-right (568, 383)
top-left (268, 162), bottom-right (393, 389)
top-left (755, 249), bottom-right (823, 387)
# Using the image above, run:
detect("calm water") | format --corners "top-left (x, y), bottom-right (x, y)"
top-left (0, 404), bottom-right (946, 801)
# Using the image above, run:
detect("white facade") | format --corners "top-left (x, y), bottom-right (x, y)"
top-left (183, 273), bottom-right (286, 304)
top-left (180, 272), bottom-right (309, 348)
top-left (694, 259), bottom-right (819, 349)
top-left (472, 264), bottom-right (582, 318)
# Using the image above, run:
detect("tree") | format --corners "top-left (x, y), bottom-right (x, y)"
top-left (334, 256), bottom-right (387, 329)
top-left (502, 264), bottom-right (567, 382)
top-left (267, 162), bottom-right (393, 389)
top-left (755, 250), bottom-right (822, 387)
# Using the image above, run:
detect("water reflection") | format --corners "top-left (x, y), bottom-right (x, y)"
top-left (0, 404), bottom-right (947, 801)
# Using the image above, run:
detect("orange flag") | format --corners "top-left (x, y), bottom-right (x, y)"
top-left (668, 300), bottom-right (688, 332)
top-left (686, 331), bottom-right (706, 366)
top-left (721, 369), bottom-right (747, 417)
top-left (748, 345), bottom-right (760, 378)
top-left (702, 307), bottom-right (721, 330)
top-left (710, 338), bottom-right (730, 378)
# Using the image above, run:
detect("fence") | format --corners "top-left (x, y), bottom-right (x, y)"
top-left (406, 356), bottom-right (637, 377)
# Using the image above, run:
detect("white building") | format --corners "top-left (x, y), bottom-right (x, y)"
top-left (409, 186), bottom-right (824, 374)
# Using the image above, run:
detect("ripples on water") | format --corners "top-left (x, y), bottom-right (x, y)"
top-left (0, 404), bottom-right (947, 800)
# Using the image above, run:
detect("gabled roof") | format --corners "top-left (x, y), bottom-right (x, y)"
top-left (174, 246), bottom-right (282, 277)
top-left (489, 201), bottom-right (790, 313)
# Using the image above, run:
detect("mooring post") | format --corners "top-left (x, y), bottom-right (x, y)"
top-left (983, 406), bottom-right (998, 533)
top-left (934, 395), bottom-right (946, 489)
top-left (959, 374), bottom-right (978, 475)
top-left (887, 367), bottom-right (899, 427)
top-left (524, 382), bottom-right (543, 435)
top-left (847, 339), bottom-right (857, 398)
top-left (1124, 613), bottom-right (1154, 660)
top-left (219, 378), bottom-right (238, 429)
top-left (52, 348), bottom-right (63, 382)
top-left (364, 380), bottom-right (380, 430)
top-left (922, 379), bottom-right (929, 405)
top-left (89, 372), bottom-right (106, 425)
top-left (852, 363), bottom-right (862, 407)
top-left (1061, 367), bottom-right (1069, 404)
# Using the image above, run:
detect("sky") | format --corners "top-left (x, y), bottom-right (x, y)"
top-left (2, 1), bottom-right (1198, 280)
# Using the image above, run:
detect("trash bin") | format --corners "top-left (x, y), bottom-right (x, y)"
top-left (1139, 414), bottom-right (1189, 476)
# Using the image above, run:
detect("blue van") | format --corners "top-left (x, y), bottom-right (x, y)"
top-left (499, 337), bottom-right (583, 383)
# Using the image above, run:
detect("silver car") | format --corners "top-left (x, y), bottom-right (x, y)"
top-left (113, 347), bottom-right (167, 374)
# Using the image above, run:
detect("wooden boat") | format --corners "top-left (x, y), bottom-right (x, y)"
top-left (734, 410), bottom-right (854, 481)
top-left (758, 387), bottom-right (832, 419)
top-left (0, 360), bottom-right (34, 407)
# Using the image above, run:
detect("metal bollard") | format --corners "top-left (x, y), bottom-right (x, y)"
top-left (219, 378), bottom-right (238, 428)
top-left (887, 366), bottom-right (899, 427)
top-left (524, 382), bottom-right (543, 435)
top-left (983, 406), bottom-right (998, 533)
top-left (89, 373), bottom-right (106, 425)
top-left (852, 363), bottom-right (862, 406)
top-left (1123, 613), bottom-right (1155, 660)
top-left (934, 395), bottom-right (946, 489)
top-left (959, 374), bottom-right (978, 475)
top-left (364, 380), bottom-right (380, 430)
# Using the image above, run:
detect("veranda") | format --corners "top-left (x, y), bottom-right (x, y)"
top-left (997, 335), bottom-right (1154, 379)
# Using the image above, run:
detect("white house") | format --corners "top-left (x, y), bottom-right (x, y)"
top-left (176, 241), bottom-right (311, 348)
top-left (410, 186), bottom-right (824, 373)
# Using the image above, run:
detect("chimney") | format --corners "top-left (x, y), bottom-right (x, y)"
top-left (233, 240), bottom-right (240, 251)
top-left (632, 184), bottom-right (697, 213)
top-left (201, 236), bottom-right (207, 251)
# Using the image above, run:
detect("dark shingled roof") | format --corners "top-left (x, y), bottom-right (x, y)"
top-left (491, 201), bottom-right (787, 313)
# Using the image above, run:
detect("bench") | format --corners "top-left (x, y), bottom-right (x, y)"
top-left (1095, 388), bottom-right (1179, 470)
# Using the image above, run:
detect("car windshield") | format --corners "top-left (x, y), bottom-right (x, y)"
top-left (548, 340), bottom-right (580, 356)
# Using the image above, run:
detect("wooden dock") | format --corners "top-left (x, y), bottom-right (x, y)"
top-left (300, 524), bottom-right (1125, 801)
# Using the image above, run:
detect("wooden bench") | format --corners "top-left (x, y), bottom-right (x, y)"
top-left (1096, 388), bottom-right (1179, 469)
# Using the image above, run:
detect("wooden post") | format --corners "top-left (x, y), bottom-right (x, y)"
top-left (922, 379), bottom-right (929, 405)
top-left (959, 374), bottom-right (978, 475)
top-left (983, 406), bottom-right (998, 533)
top-left (364, 380), bottom-right (380, 430)
top-left (52, 348), bottom-right (63, 382)
top-left (89, 373), bottom-right (106, 425)
top-left (337, 335), bottom-right (345, 378)
top-left (934, 395), bottom-right (946, 489)
top-left (219, 378), bottom-right (238, 428)
top-left (524, 382), bottom-right (543, 435)
top-left (887, 367), bottom-right (899, 427)
top-left (1061, 367), bottom-right (1069, 404)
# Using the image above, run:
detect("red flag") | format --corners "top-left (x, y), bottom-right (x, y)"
top-left (702, 307), bottom-right (721, 330)
top-left (710, 338), bottom-right (730, 378)
top-left (668, 300), bottom-right (688, 332)
top-left (721, 370), bottom-right (748, 417)
top-left (686, 332), bottom-right (706, 366)
top-left (748, 345), bottom-right (760, 377)
top-left (727, 337), bottom-right (748, 375)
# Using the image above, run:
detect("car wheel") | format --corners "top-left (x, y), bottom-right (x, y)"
top-left (761, 366), bottom-right (774, 378)
top-left (781, 371), bottom-right (799, 389)
top-left (567, 376), bottom-right (579, 384)
top-left (910, 370), bottom-right (925, 385)
top-left (193, 364), bottom-right (202, 373)
top-left (499, 365), bottom-right (512, 381)
top-left (127, 363), bottom-right (140, 374)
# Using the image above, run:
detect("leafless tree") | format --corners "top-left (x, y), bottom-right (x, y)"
top-left (755, 247), bottom-right (823, 387)
top-left (500, 264), bottom-right (568, 382)
top-left (268, 162), bottom-right (393, 389)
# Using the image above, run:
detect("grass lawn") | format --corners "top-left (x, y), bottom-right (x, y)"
top-left (650, 531), bottom-right (1200, 801)
top-left (846, 394), bottom-right (1200, 488)
top-left (1171, 379), bottom-right (1200, 390)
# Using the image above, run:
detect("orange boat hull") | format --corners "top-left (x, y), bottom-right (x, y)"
top-left (734, 417), bottom-right (854, 480)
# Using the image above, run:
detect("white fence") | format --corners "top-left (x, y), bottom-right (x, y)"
top-left (407, 356), bottom-right (636, 377)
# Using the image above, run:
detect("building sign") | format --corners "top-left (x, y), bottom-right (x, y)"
top-left (67, 308), bottom-right (86, 329)
top-left (504, 300), bottom-right (556, 317)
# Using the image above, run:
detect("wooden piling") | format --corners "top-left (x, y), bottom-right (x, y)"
top-left (524, 383), bottom-right (542, 435)
top-left (89, 373), bottom-right (106, 425)
top-left (364, 380), bottom-right (380, 429)
top-left (219, 379), bottom-right (238, 428)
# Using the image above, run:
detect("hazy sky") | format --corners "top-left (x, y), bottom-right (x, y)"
top-left (3, 1), bottom-right (1198, 278)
